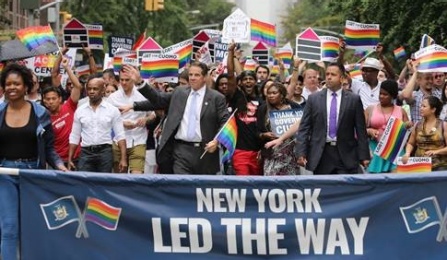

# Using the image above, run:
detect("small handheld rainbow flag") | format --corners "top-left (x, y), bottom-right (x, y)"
top-left (414, 44), bottom-right (447, 73)
top-left (140, 53), bottom-right (179, 82)
top-left (348, 64), bottom-right (363, 80)
top-left (396, 157), bottom-right (432, 173)
top-left (16, 25), bottom-right (57, 51)
top-left (251, 18), bottom-right (276, 47)
top-left (344, 20), bottom-right (380, 50)
top-left (393, 46), bottom-right (406, 60)
top-left (112, 48), bottom-right (137, 73)
top-left (374, 117), bottom-right (411, 164)
top-left (320, 36), bottom-right (340, 62)
top-left (420, 34), bottom-right (435, 49)
top-left (215, 110), bottom-right (238, 163)
top-left (84, 198), bottom-right (121, 230)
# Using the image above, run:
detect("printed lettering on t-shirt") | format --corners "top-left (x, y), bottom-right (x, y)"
top-left (238, 101), bottom-right (258, 124)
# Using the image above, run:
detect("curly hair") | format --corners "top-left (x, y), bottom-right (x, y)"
top-left (0, 63), bottom-right (34, 94)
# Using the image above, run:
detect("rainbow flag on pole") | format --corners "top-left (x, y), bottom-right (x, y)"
top-left (374, 117), bottom-right (411, 164)
top-left (16, 25), bottom-right (57, 51)
top-left (348, 64), bottom-right (363, 80)
top-left (320, 36), bottom-right (340, 62)
top-left (414, 45), bottom-right (447, 73)
top-left (141, 53), bottom-right (179, 82)
top-left (393, 46), bottom-right (406, 60)
top-left (344, 20), bottom-right (380, 50)
top-left (396, 157), bottom-right (432, 173)
top-left (215, 111), bottom-right (238, 163)
top-left (84, 198), bottom-right (121, 230)
top-left (251, 18), bottom-right (276, 47)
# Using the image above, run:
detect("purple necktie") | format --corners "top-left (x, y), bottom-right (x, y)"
top-left (329, 92), bottom-right (337, 138)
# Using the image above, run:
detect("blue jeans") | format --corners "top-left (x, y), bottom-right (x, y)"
top-left (77, 145), bottom-right (113, 173)
top-left (0, 158), bottom-right (38, 260)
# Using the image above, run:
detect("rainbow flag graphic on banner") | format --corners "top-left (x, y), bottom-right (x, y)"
top-left (414, 44), bottom-right (447, 73)
top-left (374, 117), bottom-right (411, 164)
top-left (112, 49), bottom-right (137, 73)
top-left (75, 65), bottom-right (91, 76)
top-left (162, 39), bottom-right (193, 70)
top-left (16, 25), bottom-right (57, 51)
top-left (215, 111), bottom-right (238, 163)
top-left (396, 157), bottom-right (432, 173)
top-left (320, 36), bottom-right (340, 62)
top-left (420, 34), bottom-right (435, 49)
top-left (344, 20), bottom-right (380, 50)
top-left (251, 18), bottom-right (276, 47)
top-left (84, 198), bottom-right (121, 230)
top-left (393, 46), bottom-right (406, 60)
top-left (141, 53), bottom-right (179, 82)
top-left (86, 24), bottom-right (104, 50)
top-left (275, 43), bottom-right (293, 69)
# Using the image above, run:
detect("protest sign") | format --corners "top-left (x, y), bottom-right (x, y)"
top-left (296, 28), bottom-right (321, 62)
top-left (221, 8), bottom-right (251, 43)
top-left (63, 19), bottom-right (89, 48)
top-left (107, 36), bottom-right (134, 57)
top-left (269, 109), bottom-right (303, 137)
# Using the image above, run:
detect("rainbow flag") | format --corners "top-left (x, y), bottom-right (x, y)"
top-left (75, 64), bottom-right (91, 76)
top-left (163, 39), bottom-right (193, 70)
top-left (86, 24), bottom-right (104, 50)
top-left (349, 64), bottom-right (363, 80)
top-left (251, 18), bottom-right (276, 47)
top-left (84, 198), bottom-right (121, 230)
top-left (374, 117), bottom-right (411, 163)
top-left (396, 157), bottom-right (432, 173)
top-left (275, 43), bottom-right (293, 69)
top-left (112, 49), bottom-right (137, 73)
top-left (344, 20), bottom-right (380, 50)
top-left (141, 53), bottom-right (179, 82)
top-left (320, 36), bottom-right (340, 62)
top-left (393, 46), bottom-right (406, 60)
top-left (215, 112), bottom-right (238, 163)
top-left (270, 65), bottom-right (280, 75)
top-left (414, 45), bottom-right (447, 73)
top-left (16, 25), bottom-right (57, 51)
top-left (420, 34), bottom-right (435, 49)
top-left (243, 58), bottom-right (258, 71)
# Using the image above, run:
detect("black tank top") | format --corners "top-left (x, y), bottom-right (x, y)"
top-left (0, 107), bottom-right (38, 159)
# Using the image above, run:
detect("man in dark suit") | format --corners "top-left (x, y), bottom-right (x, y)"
top-left (139, 61), bottom-right (229, 174)
top-left (295, 63), bottom-right (370, 174)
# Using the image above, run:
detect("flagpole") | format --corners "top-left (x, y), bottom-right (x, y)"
top-left (200, 108), bottom-right (238, 159)
top-left (48, 24), bottom-right (62, 57)
top-left (355, 49), bottom-right (374, 64)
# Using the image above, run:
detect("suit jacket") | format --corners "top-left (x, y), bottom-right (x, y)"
top-left (295, 89), bottom-right (369, 172)
top-left (140, 84), bottom-right (229, 173)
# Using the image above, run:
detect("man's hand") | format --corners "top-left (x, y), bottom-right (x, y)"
top-left (361, 160), bottom-right (370, 168)
top-left (297, 156), bottom-right (307, 167)
top-left (122, 64), bottom-right (142, 84)
top-left (67, 160), bottom-right (76, 171)
top-left (61, 57), bottom-right (70, 69)
top-left (265, 139), bottom-right (283, 149)
top-left (119, 104), bottom-right (133, 114)
top-left (118, 158), bottom-right (128, 173)
top-left (205, 140), bottom-right (219, 153)
top-left (376, 43), bottom-right (384, 58)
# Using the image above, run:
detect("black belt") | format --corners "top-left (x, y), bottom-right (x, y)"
top-left (326, 141), bottom-right (337, 146)
top-left (0, 157), bottom-right (38, 162)
top-left (82, 144), bottom-right (112, 152)
top-left (175, 139), bottom-right (203, 147)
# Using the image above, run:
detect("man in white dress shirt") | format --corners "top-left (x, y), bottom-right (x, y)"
top-left (68, 76), bottom-right (127, 173)
top-left (107, 66), bottom-right (151, 174)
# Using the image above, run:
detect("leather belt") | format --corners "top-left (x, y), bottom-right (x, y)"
top-left (175, 139), bottom-right (202, 147)
top-left (326, 141), bottom-right (337, 146)
top-left (82, 144), bottom-right (112, 152)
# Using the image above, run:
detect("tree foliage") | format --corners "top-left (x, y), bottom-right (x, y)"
top-left (61, 0), bottom-right (234, 47)
top-left (282, 0), bottom-right (447, 57)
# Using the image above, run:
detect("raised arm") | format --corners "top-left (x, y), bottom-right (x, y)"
top-left (399, 61), bottom-right (418, 104)
top-left (82, 45), bottom-right (97, 74)
top-left (61, 57), bottom-right (83, 103)
top-left (51, 46), bottom-right (68, 87)
top-left (226, 41), bottom-right (238, 95)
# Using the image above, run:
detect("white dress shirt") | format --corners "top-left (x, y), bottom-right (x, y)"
top-left (69, 100), bottom-right (125, 147)
top-left (326, 88), bottom-right (342, 141)
top-left (107, 87), bottom-right (149, 148)
top-left (175, 86), bottom-right (206, 142)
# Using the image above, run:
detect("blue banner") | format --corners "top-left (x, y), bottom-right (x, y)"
top-left (19, 170), bottom-right (447, 259)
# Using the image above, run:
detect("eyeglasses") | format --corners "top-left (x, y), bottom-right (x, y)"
top-left (434, 74), bottom-right (445, 79)
top-left (361, 69), bottom-right (377, 73)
